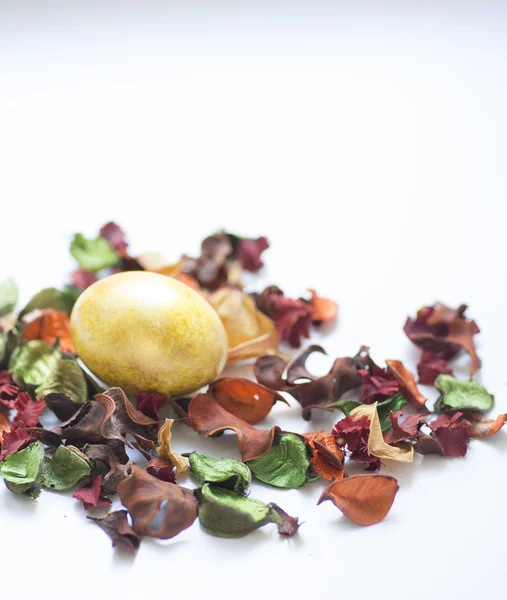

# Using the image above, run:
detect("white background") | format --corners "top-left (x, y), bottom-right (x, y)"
top-left (1, 3), bottom-right (507, 599)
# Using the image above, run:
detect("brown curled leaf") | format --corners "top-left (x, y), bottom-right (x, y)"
top-left (83, 443), bottom-right (131, 496)
top-left (286, 344), bottom-right (327, 385)
top-left (208, 378), bottom-right (287, 425)
top-left (254, 355), bottom-right (292, 391)
top-left (385, 359), bottom-right (427, 411)
top-left (188, 393), bottom-right (280, 461)
top-left (21, 309), bottom-right (75, 353)
top-left (460, 411), bottom-right (507, 439)
top-left (305, 289), bottom-right (338, 328)
top-left (88, 509), bottom-right (141, 553)
top-left (318, 474), bottom-right (399, 525)
top-left (304, 431), bottom-right (346, 481)
top-left (117, 464), bottom-right (198, 539)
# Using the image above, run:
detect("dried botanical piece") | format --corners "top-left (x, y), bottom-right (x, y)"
top-left (188, 393), bottom-right (280, 461)
top-left (0, 441), bottom-right (44, 498)
top-left (19, 287), bottom-right (78, 318)
top-left (385, 360), bottom-right (427, 410)
top-left (70, 233), bottom-right (120, 272)
top-left (36, 358), bottom-right (88, 420)
top-left (71, 269), bottom-right (97, 290)
top-left (196, 483), bottom-right (298, 538)
top-left (12, 392), bottom-right (46, 428)
top-left (463, 411), bottom-right (507, 439)
top-left (404, 302), bottom-right (481, 377)
top-left (9, 340), bottom-right (61, 386)
top-left (41, 445), bottom-right (92, 491)
top-left (117, 465), bottom-right (198, 539)
top-left (415, 412), bottom-right (471, 457)
top-left (247, 433), bottom-right (310, 488)
top-left (417, 351), bottom-right (453, 385)
top-left (134, 392), bottom-right (167, 420)
top-left (304, 431), bottom-right (346, 481)
top-left (189, 451), bottom-right (252, 495)
top-left (83, 443), bottom-right (131, 496)
top-left (0, 279), bottom-right (18, 318)
top-left (22, 309), bottom-right (75, 353)
top-left (304, 289), bottom-right (338, 328)
top-left (434, 375), bottom-right (494, 413)
top-left (332, 415), bottom-right (381, 470)
top-left (99, 222), bottom-right (129, 257)
top-left (318, 474), bottom-right (399, 525)
top-left (235, 236), bottom-right (269, 272)
top-left (349, 404), bottom-right (414, 464)
top-left (208, 377), bottom-right (286, 425)
top-left (73, 475), bottom-right (112, 510)
top-left (209, 288), bottom-right (278, 362)
top-left (88, 510), bottom-right (141, 553)
top-left (0, 427), bottom-right (34, 461)
top-left (156, 419), bottom-right (189, 474)
top-left (146, 456), bottom-right (176, 483)
top-left (384, 411), bottom-right (426, 444)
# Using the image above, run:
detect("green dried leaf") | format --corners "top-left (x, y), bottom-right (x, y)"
top-left (196, 483), bottom-right (294, 538)
top-left (41, 445), bottom-right (92, 491)
top-left (325, 398), bottom-right (361, 414)
top-left (434, 375), bottom-right (494, 413)
top-left (377, 394), bottom-right (407, 432)
top-left (0, 278), bottom-right (18, 317)
top-left (70, 233), bottom-right (119, 272)
top-left (189, 452), bottom-right (251, 495)
top-left (9, 340), bottom-right (61, 386)
top-left (19, 287), bottom-right (77, 317)
top-left (36, 358), bottom-right (88, 403)
top-left (0, 327), bottom-right (20, 367)
top-left (246, 433), bottom-right (310, 488)
top-left (0, 441), bottom-right (44, 498)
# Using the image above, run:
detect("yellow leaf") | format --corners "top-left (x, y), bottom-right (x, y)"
top-left (156, 419), bottom-right (189, 474)
top-left (350, 403), bottom-right (414, 463)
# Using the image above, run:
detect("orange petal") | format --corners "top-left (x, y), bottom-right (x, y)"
top-left (464, 411), bottom-right (507, 438)
top-left (22, 309), bottom-right (75, 353)
top-left (318, 474), bottom-right (399, 525)
top-left (307, 289), bottom-right (338, 327)
top-left (386, 359), bottom-right (427, 410)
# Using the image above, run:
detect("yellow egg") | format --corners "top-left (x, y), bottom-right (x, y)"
top-left (70, 271), bottom-right (228, 396)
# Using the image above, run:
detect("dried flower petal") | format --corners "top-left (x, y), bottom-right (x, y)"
top-left (0, 427), bottom-right (34, 461)
top-left (332, 415), bottom-right (381, 470)
top-left (305, 289), bottom-right (338, 328)
top-left (70, 269), bottom-right (96, 291)
top-left (236, 236), bottom-right (269, 272)
top-left (41, 445), bottom-right (92, 491)
top-left (417, 351), bottom-right (453, 385)
top-left (99, 222), bottom-right (129, 257)
top-left (318, 474), bottom-right (399, 525)
top-left (135, 392), bottom-right (168, 420)
top-left (117, 464), bottom-right (198, 539)
top-left (385, 359), bottom-right (427, 410)
top-left (247, 433), bottom-right (310, 488)
top-left (188, 393), bottom-right (280, 461)
top-left (21, 308), bottom-right (74, 352)
top-left (208, 378), bottom-right (286, 425)
top-left (83, 443), bottom-right (131, 495)
top-left (9, 340), bottom-right (61, 386)
top-left (427, 412), bottom-right (471, 457)
top-left (384, 411), bottom-right (426, 444)
top-left (146, 456), bottom-right (176, 483)
top-left (19, 287), bottom-right (77, 318)
top-left (156, 419), bottom-right (189, 474)
top-left (73, 475), bottom-right (112, 510)
top-left (304, 431), bottom-right (346, 481)
top-left (38, 358), bottom-right (88, 420)
top-left (189, 451), bottom-right (251, 495)
top-left (12, 392), bottom-right (46, 428)
top-left (0, 278), bottom-right (18, 318)
top-left (434, 375), bottom-right (494, 413)
top-left (463, 411), bottom-right (507, 439)
top-left (88, 509), bottom-right (141, 553)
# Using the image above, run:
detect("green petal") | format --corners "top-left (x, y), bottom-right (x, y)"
top-left (0, 278), bottom-right (18, 318)
top-left (0, 441), bottom-right (45, 498)
top-left (247, 433), bottom-right (310, 488)
top-left (41, 445), bottom-right (92, 491)
top-left (36, 358), bottom-right (88, 403)
top-left (196, 483), bottom-right (281, 538)
top-left (9, 340), bottom-right (61, 386)
top-left (377, 394), bottom-right (407, 432)
top-left (189, 452), bottom-right (251, 495)
top-left (70, 233), bottom-right (119, 272)
top-left (434, 375), bottom-right (494, 413)
top-left (325, 398), bottom-right (361, 414)
top-left (19, 287), bottom-right (78, 317)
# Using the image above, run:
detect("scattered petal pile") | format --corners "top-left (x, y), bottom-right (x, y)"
top-left (0, 222), bottom-right (503, 555)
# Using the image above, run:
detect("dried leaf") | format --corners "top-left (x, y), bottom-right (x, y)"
top-left (0, 427), bottom-right (34, 461)
top-left (99, 222), bottom-right (129, 256)
top-left (19, 287), bottom-right (77, 318)
top-left (117, 464), bottom-right (198, 539)
top-left (427, 412), bottom-right (470, 457)
top-left (135, 392), bottom-right (168, 420)
top-left (208, 377), bottom-right (286, 425)
top-left (0, 441), bottom-right (44, 498)
top-left (434, 375), bottom-right (494, 413)
top-left (209, 288), bottom-right (278, 363)
top-left (385, 359), bottom-right (427, 410)
top-left (196, 482), bottom-right (298, 538)
top-left (350, 403), bottom-right (414, 463)
top-left (417, 351), bottom-right (453, 385)
top-left (247, 433), bottom-right (310, 488)
top-left (188, 393), bottom-right (280, 461)
top-left (156, 419), bottom-right (189, 474)
top-left (41, 445), bottom-right (92, 491)
top-left (22, 309), bottom-right (75, 353)
top-left (70, 269), bottom-right (96, 290)
top-left (463, 411), bottom-right (507, 439)
top-left (189, 451), bottom-right (251, 495)
top-left (304, 431), bottom-right (346, 481)
top-left (286, 344), bottom-right (327, 385)
top-left (0, 278), bottom-right (18, 318)
top-left (70, 233), bottom-right (120, 272)
top-left (83, 443), bottom-right (131, 495)
top-left (254, 354), bottom-right (292, 390)
top-left (9, 340), bottom-right (61, 386)
top-left (384, 411), bottom-right (426, 444)
top-left (36, 358), bottom-right (88, 415)
top-left (318, 474), bottom-right (399, 525)
top-left (332, 415), bottom-right (381, 470)
top-left (12, 392), bottom-right (46, 427)
top-left (146, 455), bottom-right (176, 483)
top-left (88, 509), bottom-right (141, 553)
top-left (235, 236), bottom-right (269, 272)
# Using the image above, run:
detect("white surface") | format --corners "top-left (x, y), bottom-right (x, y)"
top-left (1, 3), bottom-right (507, 599)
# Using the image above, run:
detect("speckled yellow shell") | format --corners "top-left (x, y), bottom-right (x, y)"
top-left (70, 271), bottom-right (228, 396)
